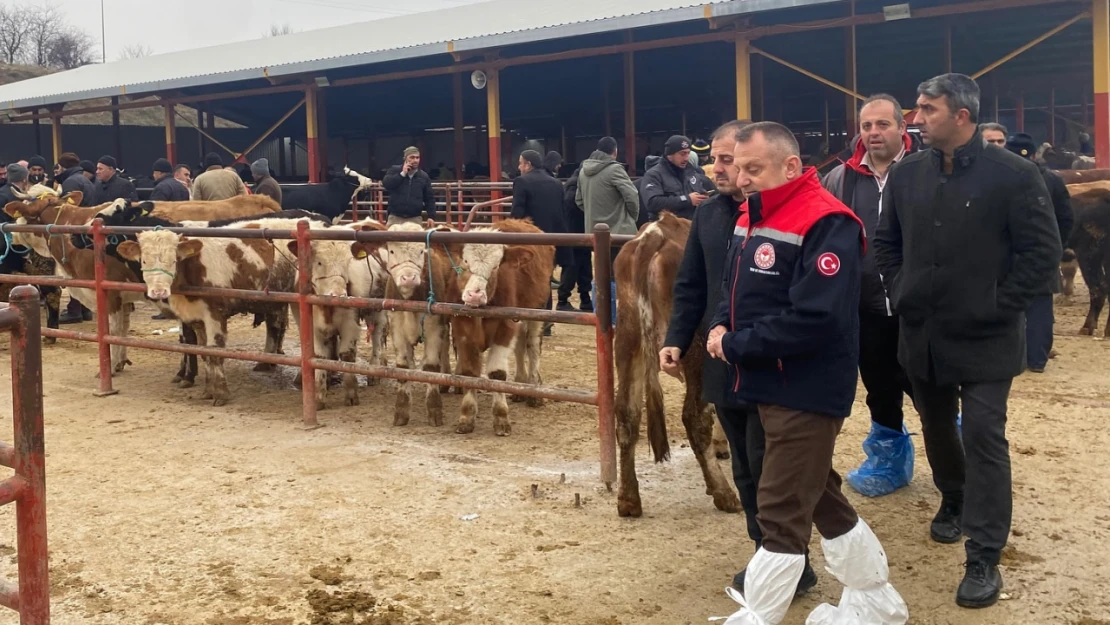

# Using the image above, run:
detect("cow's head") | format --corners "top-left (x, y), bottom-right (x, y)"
top-left (457, 234), bottom-right (537, 308)
top-left (294, 220), bottom-right (386, 298)
top-left (3, 191), bottom-right (81, 224)
top-left (373, 222), bottom-right (430, 298)
top-left (116, 231), bottom-right (201, 301)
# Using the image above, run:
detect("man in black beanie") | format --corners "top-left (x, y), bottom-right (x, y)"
top-left (192, 152), bottom-right (246, 201)
top-left (26, 155), bottom-right (47, 185)
top-left (640, 134), bottom-right (712, 221)
top-left (55, 152), bottom-right (96, 205)
top-left (79, 160), bottom-right (96, 182)
top-left (149, 158), bottom-right (189, 202)
top-left (94, 155), bottom-right (137, 204)
top-left (1005, 132), bottom-right (1073, 373)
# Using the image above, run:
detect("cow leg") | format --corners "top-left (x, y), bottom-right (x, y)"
top-left (206, 316), bottom-right (231, 406)
top-left (366, 310), bottom-right (388, 386)
top-left (254, 307), bottom-right (287, 372)
top-left (392, 313), bottom-right (418, 426)
top-left (437, 317), bottom-right (453, 394)
top-left (455, 334), bottom-right (482, 435)
top-left (1078, 247), bottom-right (1104, 335)
top-left (511, 322), bottom-right (528, 403)
top-left (338, 312), bottom-right (361, 407)
top-left (614, 333), bottom-right (645, 518)
top-left (312, 325), bottom-right (332, 410)
top-left (115, 303), bottom-right (133, 373)
top-left (193, 323), bottom-right (214, 400)
top-left (42, 286), bottom-right (59, 344)
top-left (680, 375), bottom-right (741, 514)
top-left (524, 321), bottom-right (545, 408)
top-left (711, 410), bottom-right (730, 459)
top-left (487, 342), bottom-right (513, 436)
top-left (1101, 251), bottom-right (1110, 338)
top-left (422, 316), bottom-right (446, 426)
top-left (176, 322), bottom-right (198, 388)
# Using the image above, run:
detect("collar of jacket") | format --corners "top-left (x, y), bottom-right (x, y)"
top-left (842, 132), bottom-right (914, 176)
top-left (662, 157), bottom-right (689, 176)
top-left (56, 166), bottom-right (81, 184)
top-left (741, 168), bottom-right (820, 224)
top-left (101, 173), bottom-right (118, 186)
top-left (929, 128), bottom-right (984, 173)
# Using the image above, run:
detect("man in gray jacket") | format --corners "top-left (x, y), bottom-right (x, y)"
top-left (575, 136), bottom-right (640, 241)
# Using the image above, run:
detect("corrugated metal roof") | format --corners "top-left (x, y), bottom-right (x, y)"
top-left (0, 0), bottom-right (838, 112)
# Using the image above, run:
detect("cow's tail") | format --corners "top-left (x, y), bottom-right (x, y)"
top-left (252, 313), bottom-right (265, 328)
top-left (637, 238), bottom-right (671, 464)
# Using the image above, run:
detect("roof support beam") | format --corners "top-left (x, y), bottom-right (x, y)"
top-left (749, 45), bottom-right (865, 102)
top-left (970, 10), bottom-right (1090, 80)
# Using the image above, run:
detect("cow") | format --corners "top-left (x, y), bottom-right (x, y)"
top-left (115, 217), bottom-right (325, 406)
top-left (287, 218), bottom-right (390, 409)
top-left (281, 168), bottom-right (373, 221)
top-left (1038, 143), bottom-right (1096, 170)
top-left (1062, 185), bottom-right (1110, 336)
top-left (612, 213), bottom-right (740, 517)
top-left (1055, 169), bottom-right (1110, 185)
top-left (447, 218), bottom-right (553, 435)
top-left (353, 221), bottom-right (455, 427)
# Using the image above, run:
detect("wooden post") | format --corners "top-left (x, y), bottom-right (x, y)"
top-left (453, 72), bottom-right (465, 181)
top-left (305, 87), bottom-right (321, 183)
top-left (1094, 0), bottom-right (1110, 166)
top-left (623, 32), bottom-right (636, 176)
top-left (50, 115), bottom-right (62, 165)
top-left (111, 96), bottom-right (122, 166)
top-left (736, 35), bottom-right (751, 121)
top-left (164, 103), bottom-right (177, 164)
top-left (844, 1), bottom-right (858, 141)
top-left (317, 88), bottom-right (329, 179)
top-left (486, 67), bottom-right (502, 187)
top-left (753, 53), bottom-right (764, 121)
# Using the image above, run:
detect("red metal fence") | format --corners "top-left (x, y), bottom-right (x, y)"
top-left (346, 181), bottom-right (516, 228)
top-left (0, 221), bottom-right (625, 485)
top-left (0, 285), bottom-right (50, 625)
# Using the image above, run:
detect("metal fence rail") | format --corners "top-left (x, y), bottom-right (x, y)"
top-left (0, 286), bottom-right (49, 625)
top-left (0, 220), bottom-right (628, 485)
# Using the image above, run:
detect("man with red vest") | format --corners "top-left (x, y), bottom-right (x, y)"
top-left (706, 122), bottom-right (906, 625)
top-left (822, 94), bottom-right (917, 498)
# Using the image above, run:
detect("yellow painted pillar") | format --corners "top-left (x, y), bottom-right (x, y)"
top-left (486, 67), bottom-right (502, 187)
top-left (164, 103), bottom-right (177, 164)
top-left (1094, 0), bottom-right (1110, 167)
top-left (50, 115), bottom-right (62, 166)
top-left (306, 87), bottom-right (321, 183)
top-left (736, 35), bottom-right (751, 121)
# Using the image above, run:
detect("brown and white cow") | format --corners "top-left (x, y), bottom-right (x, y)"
top-left (288, 218), bottom-right (390, 409)
top-left (116, 217), bottom-right (324, 405)
top-left (612, 213), bottom-right (740, 517)
top-left (447, 218), bottom-right (553, 435)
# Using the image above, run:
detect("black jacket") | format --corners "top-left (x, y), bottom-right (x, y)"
top-left (635, 156), bottom-right (661, 228)
top-left (875, 131), bottom-right (1061, 385)
top-left (149, 175), bottom-right (190, 202)
top-left (95, 173), bottom-right (138, 204)
top-left (563, 168), bottom-right (584, 234)
top-left (382, 166), bottom-right (436, 220)
top-left (1037, 163), bottom-right (1073, 295)
top-left (0, 185), bottom-right (19, 212)
top-left (663, 193), bottom-right (742, 406)
top-left (56, 166), bottom-right (97, 206)
top-left (511, 168), bottom-right (570, 267)
top-left (640, 157), bottom-right (712, 221)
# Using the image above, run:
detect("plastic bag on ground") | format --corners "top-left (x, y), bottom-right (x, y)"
top-left (709, 549), bottom-right (806, 625)
top-left (806, 518), bottom-right (908, 625)
top-left (845, 423), bottom-right (914, 497)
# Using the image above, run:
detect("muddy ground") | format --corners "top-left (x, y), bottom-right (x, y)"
top-left (0, 286), bottom-right (1107, 625)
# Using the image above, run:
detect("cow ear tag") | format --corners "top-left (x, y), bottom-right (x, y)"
top-left (356, 250), bottom-right (368, 259)
top-left (65, 197), bottom-right (76, 205)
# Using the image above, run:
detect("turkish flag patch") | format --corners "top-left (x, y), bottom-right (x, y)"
top-left (817, 252), bottom-right (841, 277)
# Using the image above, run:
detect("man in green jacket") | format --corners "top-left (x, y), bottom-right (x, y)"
top-left (575, 136), bottom-right (640, 241)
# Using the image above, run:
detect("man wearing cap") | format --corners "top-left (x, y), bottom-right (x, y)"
top-left (149, 158), bottom-right (190, 202)
top-left (640, 135), bottom-right (712, 221)
top-left (0, 163), bottom-right (29, 207)
top-left (94, 155), bottom-right (138, 204)
top-left (1005, 132), bottom-right (1073, 373)
top-left (691, 139), bottom-right (713, 177)
top-left (79, 160), bottom-right (96, 182)
top-left (55, 152), bottom-right (97, 205)
top-left (382, 146), bottom-right (436, 227)
top-left (192, 152), bottom-right (247, 201)
top-left (250, 158), bottom-right (282, 205)
top-left (26, 156), bottom-right (48, 185)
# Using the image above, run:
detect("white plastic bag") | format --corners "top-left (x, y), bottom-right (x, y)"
top-left (806, 519), bottom-right (908, 625)
top-left (710, 549), bottom-right (805, 625)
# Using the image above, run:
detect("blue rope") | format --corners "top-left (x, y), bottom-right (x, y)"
top-left (0, 223), bottom-right (30, 264)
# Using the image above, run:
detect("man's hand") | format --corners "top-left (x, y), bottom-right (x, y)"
top-left (707, 325), bottom-right (728, 362)
top-left (425, 218), bottom-right (437, 229)
top-left (402, 162), bottom-right (414, 176)
top-left (690, 192), bottom-right (709, 207)
top-left (659, 347), bottom-right (682, 379)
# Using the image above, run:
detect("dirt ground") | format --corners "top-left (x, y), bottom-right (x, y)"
top-left (0, 285), bottom-right (1107, 625)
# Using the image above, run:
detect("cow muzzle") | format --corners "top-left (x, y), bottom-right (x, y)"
top-left (462, 289), bottom-right (488, 308)
top-left (148, 287), bottom-right (171, 301)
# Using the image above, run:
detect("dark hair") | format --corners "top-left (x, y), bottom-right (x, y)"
top-left (520, 150), bottom-right (543, 170)
top-left (711, 120), bottom-right (752, 142)
top-left (860, 94), bottom-right (904, 126)
top-left (979, 122), bottom-right (1008, 135)
top-left (734, 121), bottom-right (801, 158)
top-left (543, 150), bottom-right (562, 173)
top-left (597, 136), bottom-right (618, 155)
top-left (174, 164), bottom-right (191, 174)
top-left (917, 73), bottom-right (980, 123)
top-left (58, 152), bottom-right (80, 169)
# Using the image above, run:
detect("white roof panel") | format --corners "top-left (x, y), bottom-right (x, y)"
top-left (0, 0), bottom-right (837, 111)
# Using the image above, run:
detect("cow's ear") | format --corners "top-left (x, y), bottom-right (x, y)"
top-left (351, 241), bottom-right (378, 260)
top-left (287, 240), bottom-right (300, 257)
top-left (116, 240), bottom-right (141, 262)
top-left (505, 245), bottom-right (534, 269)
top-left (177, 238), bottom-right (203, 260)
top-left (3, 201), bottom-right (23, 220)
top-left (65, 191), bottom-right (82, 206)
top-left (139, 202), bottom-right (154, 216)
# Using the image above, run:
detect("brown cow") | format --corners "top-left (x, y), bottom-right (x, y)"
top-left (1055, 169), bottom-right (1110, 185)
top-left (1062, 185), bottom-right (1110, 335)
top-left (613, 213), bottom-right (740, 517)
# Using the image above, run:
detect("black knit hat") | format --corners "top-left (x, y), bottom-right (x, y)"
top-left (152, 158), bottom-right (172, 173)
top-left (1005, 133), bottom-right (1036, 160)
top-left (203, 152), bottom-right (223, 169)
top-left (79, 160), bottom-right (96, 175)
top-left (98, 155), bottom-right (118, 169)
top-left (664, 135), bottom-right (692, 156)
top-left (27, 155), bottom-right (46, 169)
top-left (690, 139), bottom-right (711, 156)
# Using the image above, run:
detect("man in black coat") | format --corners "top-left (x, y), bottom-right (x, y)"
top-left (149, 158), bottom-right (190, 202)
top-left (875, 74), bottom-right (1061, 609)
top-left (660, 120), bottom-right (817, 596)
top-left (93, 155), bottom-right (138, 204)
top-left (557, 166), bottom-right (592, 312)
top-left (640, 135), bottom-right (712, 221)
top-left (511, 150), bottom-right (569, 263)
top-left (1004, 132), bottom-right (1074, 373)
top-left (55, 152), bottom-right (97, 206)
top-left (382, 146), bottom-right (436, 227)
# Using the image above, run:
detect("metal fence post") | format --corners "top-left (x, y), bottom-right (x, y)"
top-left (295, 220), bottom-right (320, 429)
top-left (9, 285), bottom-right (49, 624)
top-left (592, 224), bottom-right (616, 486)
top-left (91, 218), bottom-right (117, 396)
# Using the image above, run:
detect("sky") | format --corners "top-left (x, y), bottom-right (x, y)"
top-left (30, 0), bottom-right (486, 62)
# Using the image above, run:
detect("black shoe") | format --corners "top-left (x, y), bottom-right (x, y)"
top-left (152, 312), bottom-right (170, 320)
top-left (931, 499), bottom-right (963, 544)
top-left (556, 301), bottom-right (575, 312)
top-left (58, 310), bottom-right (85, 325)
top-left (542, 322), bottom-right (553, 337)
top-left (731, 560), bottom-right (818, 598)
top-left (956, 560), bottom-right (1002, 609)
top-left (579, 298), bottom-right (594, 313)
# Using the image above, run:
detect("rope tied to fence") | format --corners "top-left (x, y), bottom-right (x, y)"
top-left (0, 223), bottom-right (31, 264)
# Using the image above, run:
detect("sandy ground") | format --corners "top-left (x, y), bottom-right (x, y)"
top-left (0, 286), bottom-right (1106, 625)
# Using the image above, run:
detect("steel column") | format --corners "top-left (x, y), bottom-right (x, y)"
top-left (1095, 0), bottom-right (1110, 167)
top-left (305, 87), bottom-right (321, 183)
top-left (91, 219), bottom-right (117, 396)
top-left (486, 67), bottom-right (502, 188)
top-left (844, 1), bottom-right (858, 139)
top-left (295, 220), bottom-right (320, 429)
top-left (112, 96), bottom-right (122, 167)
top-left (735, 35), bottom-right (751, 121)
top-left (164, 103), bottom-right (177, 164)
top-left (317, 88), bottom-right (329, 179)
top-left (623, 33), bottom-right (636, 176)
top-left (50, 116), bottom-right (62, 166)
top-left (453, 72), bottom-right (465, 181)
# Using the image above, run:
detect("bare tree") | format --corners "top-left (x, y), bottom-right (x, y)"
top-left (25, 5), bottom-right (62, 66)
top-left (265, 23), bottom-right (295, 37)
top-left (0, 5), bottom-right (32, 64)
top-left (117, 43), bottom-right (153, 60)
top-left (48, 27), bottom-right (95, 69)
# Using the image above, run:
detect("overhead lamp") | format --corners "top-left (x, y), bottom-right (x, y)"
top-left (883, 3), bottom-right (911, 21)
top-left (314, 76), bottom-right (330, 88)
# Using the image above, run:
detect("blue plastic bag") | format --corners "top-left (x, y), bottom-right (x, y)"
top-left (591, 280), bottom-right (617, 327)
top-left (846, 422), bottom-right (914, 497)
